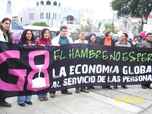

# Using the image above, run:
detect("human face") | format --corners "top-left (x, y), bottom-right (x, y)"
top-left (60, 28), bottom-right (68, 37)
top-left (43, 30), bottom-right (50, 39)
top-left (26, 31), bottom-right (33, 41)
top-left (147, 34), bottom-right (152, 42)
top-left (79, 32), bottom-right (85, 40)
top-left (1, 20), bottom-right (11, 32)
top-left (120, 33), bottom-right (127, 43)
top-left (90, 35), bottom-right (96, 43)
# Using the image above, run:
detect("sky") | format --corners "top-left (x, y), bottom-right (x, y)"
top-left (63, 0), bottom-right (113, 19)
top-left (13, 0), bottom-right (113, 19)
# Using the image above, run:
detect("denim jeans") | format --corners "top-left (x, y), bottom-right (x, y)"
top-left (17, 96), bottom-right (31, 104)
top-left (38, 93), bottom-right (47, 98)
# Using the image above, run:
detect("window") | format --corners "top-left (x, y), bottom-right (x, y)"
top-left (36, 2), bottom-right (39, 6)
top-left (46, 1), bottom-right (51, 5)
top-left (48, 12), bottom-right (51, 19)
top-left (40, 12), bottom-right (44, 19)
top-left (53, 1), bottom-right (57, 6)
top-left (46, 12), bottom-right (50, 19)
top-left (58, 2), bottom-right (61, 7)
top-left (40, 1), bottom-right (44, 5)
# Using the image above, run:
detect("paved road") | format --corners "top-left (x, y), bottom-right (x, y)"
top-left (0, 85), bottom-right (152, 114)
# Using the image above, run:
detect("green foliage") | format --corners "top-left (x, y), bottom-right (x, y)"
top-left (104, 23), bottom-right (118, 33)
top-left (32, 22), bottom-right (49, 27)
top-left (111, 0), bottom-right (152, 19)
top-left (112, 0), bottom-right (152, 31)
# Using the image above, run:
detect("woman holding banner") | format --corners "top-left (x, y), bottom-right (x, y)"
top-left (36, 28), bottom-right (52, 101)
top-left (0, 17), bottom-right (12, 107)
top-left (74, 32), bottom-right (89, 93)
top-left (17, 29), bottom-right (35, 107)
top-left (114, 33), bottom-right (131, 89)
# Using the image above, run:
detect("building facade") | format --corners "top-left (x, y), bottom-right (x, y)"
top-left (19, 0), bottom-right (81, 30)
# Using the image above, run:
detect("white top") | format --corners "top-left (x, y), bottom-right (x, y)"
top-left (115, 41), bottom-right (131, 47)
top-left (52, 35), bottom-right (73, 46)
top-left (0, 29), bottom-right (8, 42)
top-left (74, 39), bottom-right (88, 44)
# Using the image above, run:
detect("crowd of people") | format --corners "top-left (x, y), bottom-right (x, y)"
top-left (0, 17), bottom-right (152, 108)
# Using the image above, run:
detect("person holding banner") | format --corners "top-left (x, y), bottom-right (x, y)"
top-left (51, 26), bottom-right (73, 96)
top-left (74, 32), bottom-right (89, 93)
top-left (17, 29), bottom-right (35, 107)
top-left (0, 17), bottom-right (12, 107)
top-left (36, 28), bottom-right (52, 101)
top-left (102, 32), bottom-right (114, 47)
top-left (114, 33), bottom-right (131, 89)
top-left (102, 32), bottom-right (113, 89)
top-left (141, 33), bottom-right (152, 89)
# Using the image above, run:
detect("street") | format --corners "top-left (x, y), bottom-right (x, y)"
top-left (1, 85), bottom-right (152, 114)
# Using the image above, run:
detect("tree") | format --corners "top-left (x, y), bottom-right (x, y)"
top-left (103, 23), bottom-right (118, 33)
top-left (32, 22), bottom-right (49, 27)
top-left (80, 19), bottom-right (92, 32)
top-left (112, 0), bottom-right (152, 31)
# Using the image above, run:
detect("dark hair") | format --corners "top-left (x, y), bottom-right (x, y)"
top-left (56, 31), bottom-right (60, 36)
top-left (105, 32), bottom-right (110, 37)
top-left (60, 26), bottom-right (68, 31)
top-left (123, 33), bottom-right (128, 38)
top-left (20, 29), bottom-right (35, 44)
top-left (147, 33), bottom-right (152, 36)
top-left (41, 28), bottom-right (51, 38)
top-left (1, 17), bottom-right (11, 23)
top-left (88, 33), bottom-right (97, 43)
top-left (0, 17), bottom-right (12, 43)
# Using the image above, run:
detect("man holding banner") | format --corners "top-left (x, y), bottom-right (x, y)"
top-left (51, 26), bottom-right (73, 96)
top-left (0, 17), bottom-right (12, 107)
top-left (141, 33), bottom-right (152, 89)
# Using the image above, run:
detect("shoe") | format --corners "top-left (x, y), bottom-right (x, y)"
top-left (80, 89), bottom-right (89, 93)
top-left (18, 103), bottom-right (26, 107)
top-left (102, 86), bottom-right (107, 89)
top-left (62, 91), bottom-right (72, 95)
top-left (87, 86), bottom-right (95, 90)
top-left (121, 85), bottom-right (128, 89)
top-left (113, 86), bottom-right (118, 89)
top-left (75, 88), bottom-right (80, 94)
top-left (0, 101), bottom-right (11, 107)
top-left (148, 86), bottom-right (152, 89)
top-left (106, 86), bottom-right (112, 89)
top-left (50, 93), bottom-right (56, 98)
top-left (43, 96), bottom-right (48, 101)
top-left (141, 85), bottom-right (148, 89)
top-left (39, 97), bottom-right (44, 101)
top-left (25, 101), bottom-right (32, 105)
top-left (90, 86), bottom-right (95, 89)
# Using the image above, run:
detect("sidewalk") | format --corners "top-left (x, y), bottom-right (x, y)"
top-left (0, 85), bottom-right (152, 114)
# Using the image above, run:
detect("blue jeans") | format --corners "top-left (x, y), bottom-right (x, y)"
top-left (17, 96), bottom-right (32, 104)
top-left (38, 93), bottom-right (47, 98)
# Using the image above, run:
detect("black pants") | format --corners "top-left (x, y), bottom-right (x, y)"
top-left (141, 82), bottom-right (151, 87)
top-left (0, 98), bottom-right (5, 102)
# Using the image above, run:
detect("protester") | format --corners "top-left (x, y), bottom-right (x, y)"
top-left (114, 33), bottom-right (131, 89)
top-left (88, 33), bottom-right (97, 46)
top-left (74, 32), bottom-right (89, 93)
top-left (51, 26), bottom-right (73, 96)
top-left (102, 32), bottom-right (113, 46)
top-left (36, 28), bottom-right (52, 101)
top-left (17, 29), bottom-right (35, 107)
top-left (0, 17), bottom-right (12, 107)
top-left (102, 32), bottom-right (113, 89)
top-left (141, 33), bottom-right (152, 89)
